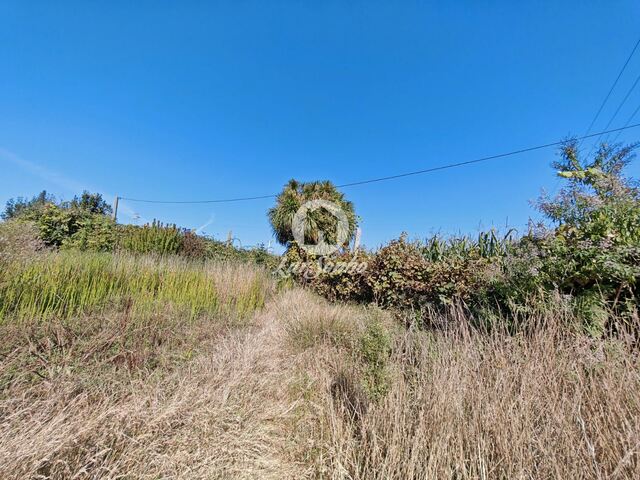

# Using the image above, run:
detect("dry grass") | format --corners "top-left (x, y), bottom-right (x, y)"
top-left (1, 282), bottom-right (638, 478)
top-left (292, 304), bottom-right (640, 479)
top-left (0, 300), bottom-right (304, 478)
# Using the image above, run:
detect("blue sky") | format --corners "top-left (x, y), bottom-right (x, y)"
top-left (2, 1), bottom-right (640, 250)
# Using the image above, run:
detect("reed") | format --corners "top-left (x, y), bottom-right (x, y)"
top-left (422, 228), bottom-right (518, 261)
top-left (0, 250), bottom-right (273, 322)
top-left (117, 220), bottom-right (183, 255)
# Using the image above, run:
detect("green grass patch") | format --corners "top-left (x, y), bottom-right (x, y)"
top-left (0, 250), bottom-right (272, 322)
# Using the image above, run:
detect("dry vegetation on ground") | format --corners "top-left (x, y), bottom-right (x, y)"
top-left (1, 275), bottom-right (639, 478)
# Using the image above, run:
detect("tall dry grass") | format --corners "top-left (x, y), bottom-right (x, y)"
top-left (0, 307), bottom-right (302, 478)
top-left (289, 301), bottom-right (640, 479)
top-left (0, 275), bottom-right (638, 478)
top-left (0, 241), bottom-right (287, 478)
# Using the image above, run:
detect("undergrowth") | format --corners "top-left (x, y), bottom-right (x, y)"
top-left (0, 250), bottom-right (272, 322)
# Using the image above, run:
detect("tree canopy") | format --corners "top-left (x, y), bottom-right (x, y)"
top-left (268, 179), bottom-right (357, 249)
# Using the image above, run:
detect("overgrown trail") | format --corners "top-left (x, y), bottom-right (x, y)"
top-left (3, 287), bottom-right (640, 479)
top-left (161, 294), bottom-right (310, 479)
top-left (0, 292), bottom-right (310, 479)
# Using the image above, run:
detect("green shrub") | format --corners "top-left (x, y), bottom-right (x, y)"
top-left (117, 221), bottom-right (183, 255)
top-left (286, 234), bottom-right (498, 310)
top-left (364, 236), bottom-right (430, 309)
top-left (4, 191), bottom-right (116, 249)
top-left (1, 190), bottom-right (55, 220)
top-left (358, 235), bottom-right (490, 309)
top-left (309, 251), bottom-right (372, 302)
top-left (62, 214), bottom-right (118, 252)
top-left (4, 191), bottom-right (280, 267)
top-left (481, 141), bottom-right (640, 332)
top-left (359, 320), bottom-right (391, 400)
top-left (202, 237), bottom-right (279, 268)
top-left (21, 203), bottom-right (80, 246)
top-left (279, 243), bottom-right (371, 302)
top-left (246, 243), bottom-right (280, 269)
top-left (66, 191), bottom-right (112, 215)
top-left (180, 230), bottom-right (209, 258)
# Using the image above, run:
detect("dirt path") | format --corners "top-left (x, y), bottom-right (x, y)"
top-left (0, 292), bottom-right (312, 479)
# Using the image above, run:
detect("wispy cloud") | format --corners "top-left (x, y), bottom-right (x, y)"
top-left (0, 147), bottom-right (87, 194)
top-left (0, 147), bottom-right (145, 223)
top-left (195, 213), bottom-right (216, 235)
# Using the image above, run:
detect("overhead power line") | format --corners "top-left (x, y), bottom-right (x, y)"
top-left (598, 72), bottom-right (640, 135)
top-left (586, 73), bottom-right (640, 157)
top-left (612, 102), bottom-right (640, 144)
top-left (120, 123), bottom-right (640, 205)
top-left (582, 35), bottom-right (640, 139)
top-left (120, 193), bottom-right (277, 204)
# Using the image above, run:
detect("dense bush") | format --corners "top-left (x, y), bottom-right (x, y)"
top-left (0, 221), bottom-right (46, 264)
top-left (118, 221), bottom-right (183, 255)
top-left (2, 190), bottom-right (279, 267)
top-left (364, 237), bottom-right (430, 308)
top-left (5, 139), bottom-right (640, 336)
top-left (281, 242), bottom-right (371, 302)
top-left (362, 235), bottom-right (497, 309)
top-left (282, 141), bottom-right (640, 335)
top-left (62, 214), bottom-right (118, 252)
top-left (1, 190), bottom-right (55, 220)
top-left (4, 191), bottom-right (116, 248)
top-left (280, 234), bottom-right (497, 309)
top-left (482, 141), bottom-right (640, 333)
top-left (180, 229), bottom-right (209, 258)
top-left (21, 203), bottom-right (79, 246)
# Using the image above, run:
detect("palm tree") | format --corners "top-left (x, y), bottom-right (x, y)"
top-left (268, 179), bottom-right (357, 250)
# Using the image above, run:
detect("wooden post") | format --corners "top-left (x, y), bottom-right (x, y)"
top-left (227, 230), bottom-right (233, 246)
top-left (112, 196), bottom-right (119, 222)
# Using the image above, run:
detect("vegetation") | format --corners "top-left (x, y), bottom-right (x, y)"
top-left (1, 190), bottom-right (56, 220)
top-left (279, 142), bottom-right (640, 335)
top-left (0, 250), bottom-right (271, 322)
top-left (268, 179), bottom-right (358, 248)
top-left (118, 220), bottom-right (184, 255)
top-left (2, 285), bottom-right (637, 478)
top-left (0, 141), bottom-right (639, 478)
top-left (294, 295), bottom-right (640, 479)
top-left (1, 191), bottom-right (279, 267)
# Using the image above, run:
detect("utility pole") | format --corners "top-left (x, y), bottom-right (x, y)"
top-left (112, 196), bottom-right (119, 222)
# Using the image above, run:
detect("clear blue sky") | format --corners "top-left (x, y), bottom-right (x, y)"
top-left (2, 1), bottom-right (640, 250)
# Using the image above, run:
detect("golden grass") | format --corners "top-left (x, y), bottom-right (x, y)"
top-left (0, 294), bottom-right (304, 478)
top-left (0, 282), bottom-right (638, 478)
top-left (291, 303), bottom-right (640, 479)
